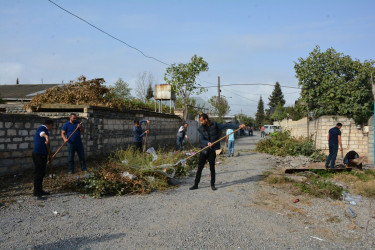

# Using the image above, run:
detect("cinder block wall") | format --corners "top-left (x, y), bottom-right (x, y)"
top-left (277, 115), bottom-right (374, 162)
top-left (0, 107), bottom-right (182, 175)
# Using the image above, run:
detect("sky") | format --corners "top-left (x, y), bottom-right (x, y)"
top-left (1, 0), bottom-right (374, 116)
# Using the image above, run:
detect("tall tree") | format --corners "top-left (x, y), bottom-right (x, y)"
top-left (271, 102), bottom-right (287, 123)
top-left (110, 78), bottom-right (132, 100)
top-left (135, 72), bottom-right (154, 101)
top-left (208, 96), bottom-right (230, 122)
top-left (164, 54), bottom-right (209, 121)
top-left (255, 96), bottom-right (265, 128)
top-left (16, 77), bottom-right (19, 85)
top-left (268, 82), bottom-right (285, 108)
top-left (295, 45), bottom-right (374, 125)
top-left (146, 83), bottom-right (154, 101)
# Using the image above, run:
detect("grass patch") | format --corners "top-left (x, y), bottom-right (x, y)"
top-left (256, 130), bottom-right (325, 161)
top-left (294, 177), bottom-right (343, 199)
top-left (332, 169), bottom-right (375, 197)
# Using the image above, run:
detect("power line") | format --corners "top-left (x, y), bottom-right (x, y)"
top-left (223, 89), bottom-right (258, 103)
top-left (201, 80), bottom-right (300, 89)
top-left (47, 0), bottom-right (170, 66)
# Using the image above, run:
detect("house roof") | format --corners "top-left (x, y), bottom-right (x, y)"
top-left (0, 84), bottom-right (61, 100)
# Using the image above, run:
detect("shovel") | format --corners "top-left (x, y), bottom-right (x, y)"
top-left (143, 122), bottom-right (149, 153)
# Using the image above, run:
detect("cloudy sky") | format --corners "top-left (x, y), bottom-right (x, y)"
top-left (1, 0), bottom-right (374, 116)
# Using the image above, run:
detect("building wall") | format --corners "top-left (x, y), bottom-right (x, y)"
top-left (0, 107), bottom-right (182, 175)
top-left (277, 115), bottom-right (374, 164)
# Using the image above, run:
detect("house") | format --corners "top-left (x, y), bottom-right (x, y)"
top-left (0, 84), bottom-right (61, 104)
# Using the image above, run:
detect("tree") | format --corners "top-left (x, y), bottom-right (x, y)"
top-left (295, 45), bottom-right (374, 125)
top-left (255, 96), bottom-right (265, 128)
top-left (271, 102), bottom-right (287, 123)
top-left (135, 72), bottom-right (154, 101)
top-left (16, 77), bottom-right (19, 85)
top-left (175, 97), bottom-right (203, 119)
top-left (110, 78), bottom-right (132, 100)
top-left (164, 54), bottom-right (209, 121)
top-left (268, 82), bottom-right (285, 108)
top-left (237, 113), bottom-right (255, 126)
top-left (146, 83), bottom-right (154, 101)
top-left (285, 99), bottom-right (307, 121)
top-left (208, 96), bottom-right (230, 122)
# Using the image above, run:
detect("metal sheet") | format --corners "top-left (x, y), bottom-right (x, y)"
top-left (155, 84), bottom-right (175, 100)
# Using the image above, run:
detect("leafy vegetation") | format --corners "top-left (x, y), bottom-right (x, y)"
top-left (164, 54), bottom-right (209, 121)
top-left (295, 45), bottom-right (374, 125)
top-left (77, 147), bottom-right (198, 198)
top-left (208, 96), bottom-right (230, 122)
top-left (256, 130), bottom-right (325, 161)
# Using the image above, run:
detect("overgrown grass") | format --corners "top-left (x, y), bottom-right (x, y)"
top-left (256, 130), bottom-right (325, 161)
top-left (264, 169), bottom-right (375, 199)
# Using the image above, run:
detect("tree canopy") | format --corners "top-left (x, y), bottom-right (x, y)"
top-left (294, 45), bottom-right (374, 125)
top-left (164, 54), bottom-right (209, 121)
top-left (271, 102), bottom-right (287, 122)
top-left (268, 82), bottom-right (285, 108)
top-left (208, 96), bottom-right (230, 122)
top-left (146, 83), bottom-right (154, 101)
top-left (255, 96), bottom-right (265, 128)
top-left (110, 78), bottom-right (132, 100)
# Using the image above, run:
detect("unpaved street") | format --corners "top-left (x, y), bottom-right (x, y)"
top-left (1, 133), bottom-right (374, 249)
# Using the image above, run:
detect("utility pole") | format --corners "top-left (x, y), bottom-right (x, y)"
top-left (218, 76), bottom-right (221, 104)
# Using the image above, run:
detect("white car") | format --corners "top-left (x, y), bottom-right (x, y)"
top-left (264, 125), bottom-right (282, 135)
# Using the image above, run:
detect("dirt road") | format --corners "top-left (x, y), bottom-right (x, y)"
top-left (1, 132), bottom-right (374, 249)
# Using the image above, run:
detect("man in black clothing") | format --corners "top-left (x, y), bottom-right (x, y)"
top-left (190, 114), bottom-right (245, 191)
top-left (32, 119), bottom-right (54, 199)
top-left (325, 123), bottom-right (343, 169)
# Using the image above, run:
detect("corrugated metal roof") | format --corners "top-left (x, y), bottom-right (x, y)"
top-left (0, 84), bottom-right (61, 100)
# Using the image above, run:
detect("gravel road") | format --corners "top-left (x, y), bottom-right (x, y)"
top-left (1, 132), bottom-right (375, 249)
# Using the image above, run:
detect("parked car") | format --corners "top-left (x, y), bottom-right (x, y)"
top-left (264, 125), bottom-right (282, 135)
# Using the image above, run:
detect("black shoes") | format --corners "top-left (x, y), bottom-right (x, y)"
top-left (34, 190), bottom-right (50, 197)
top-left (189, 185), bottom-right (198, 190)
top-left (211, 185), bottom-right (217, 191)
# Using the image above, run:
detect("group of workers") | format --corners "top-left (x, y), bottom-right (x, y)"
top-left (32, 111), bottom-right (345, 199)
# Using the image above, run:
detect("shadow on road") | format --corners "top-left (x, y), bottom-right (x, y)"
top-left (34, 233), bottom-right (126, 250)
top-left (217, 174), bottom-right (266, 189)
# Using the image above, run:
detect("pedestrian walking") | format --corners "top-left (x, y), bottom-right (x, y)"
top-left (261, 125), bottom-right (265, 138)
top-left (32, 119), bottom-right (54, 199)
top-left (226, 128), bottom-right (235, 157)
top-left (175, 123), bottom-right (188, 151)
top-left (61, 113), bottom-right (87, 174)
top-left (325, 123), bottom-right (343, 169)
top-left (248, 126), bottom-right (253, 136)
top-left (133, 119), bottom-right (150, 152)
top-left (190, 114), bottom-right (245, 191)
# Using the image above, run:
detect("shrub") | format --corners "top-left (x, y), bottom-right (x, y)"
top-left (256, 130), bottom-right (325, 160)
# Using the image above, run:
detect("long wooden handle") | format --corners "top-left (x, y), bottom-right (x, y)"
top-left (52, 122), bottom-right (83, 159)
top-left (143, 123), bottom-right (149, 153)
top-left (46, 144), bottom-right (53, 173)
top-left (185, 127), bottom-right (242, 161)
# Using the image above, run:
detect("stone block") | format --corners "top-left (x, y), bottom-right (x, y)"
top-left (14, 122), bottom-right (24, 129)
top-left (25, 122), bottom-right (31, 129)
top-left (19, 130), bottom-right (28, 136)
top-left (0, 122), bottom-right (3, 129)
top-left (13, 137), bottom-right (23, 142)
top-left (5, 122), bottom-right (13, 129)
top-left (0, 130), bottom-right (5, 137)
top-left (7, 144), bottom-right (17, 150)
top-left (19, 143), bottom-right (29, 149)
top-left (7, 129), bottom-right (17, 136)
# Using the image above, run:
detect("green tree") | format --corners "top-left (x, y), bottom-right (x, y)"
top-left (16, 77), bottom-right (19, 85)
top-left (271, 102), bottom-right (287, 123)
top-left (285, 100), bottom-right (307, 121)
top-left (268, 82), bottom-right (285, 108)
top-left (295, 45), bottom-right (374, 125)
top-left (109, 78), bottom-right (132, 100)
top-left (146, 83), bottom-right (154, 101)
top-left (208, 96), bottom-right (230, 122)
top-left (164, 54), bottom-right (209, 121)
top-left (255, 96), bottom-right (265, 128)
top-left (175, 97), bottom-right (203, 119)
top-left (237, 113), bottom-right (255, 126)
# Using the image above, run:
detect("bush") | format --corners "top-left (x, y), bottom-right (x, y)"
top-left (256, 130), bottom-right (325, 160)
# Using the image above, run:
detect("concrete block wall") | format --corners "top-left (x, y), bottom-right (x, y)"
top-left (0, 107), bottom-right (182, 175)
top-left (277, 115), bottom-right (373, 160)
top-left (368, 115), bottom-right (374, 164)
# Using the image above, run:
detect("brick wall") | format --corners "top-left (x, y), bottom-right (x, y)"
top-left (277, 115), bottom-right (374, 163)
top-left (0, 106), bottom-right (182, 175)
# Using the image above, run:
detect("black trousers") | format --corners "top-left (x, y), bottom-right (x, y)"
top-left (32, 152), bottom-right (47, 195)
top-left (194, 148), bottom-right (217, 186)
top-left (134, 142), bottom-right (143, 153)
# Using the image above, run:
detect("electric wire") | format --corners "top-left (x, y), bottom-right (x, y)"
top-left (47, 0), bottom-right (170, 66)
